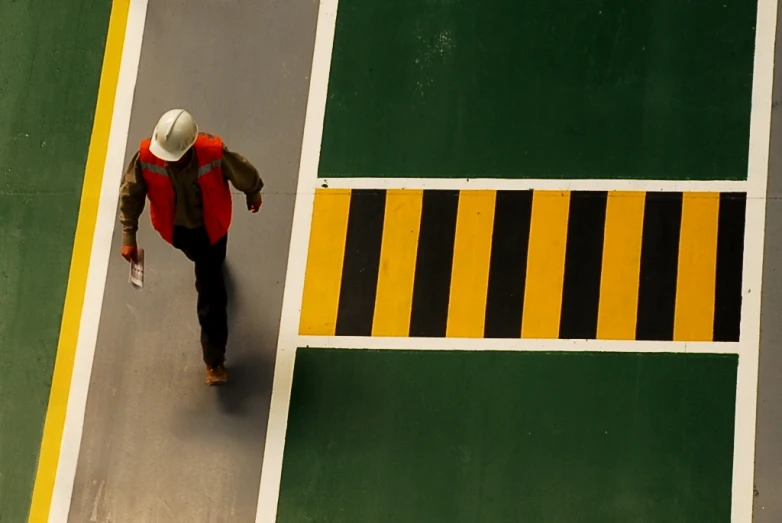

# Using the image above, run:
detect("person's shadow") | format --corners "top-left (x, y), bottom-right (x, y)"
top-left (214, 263), bottom-right (274, 416)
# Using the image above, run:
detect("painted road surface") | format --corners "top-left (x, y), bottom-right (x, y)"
top-left (318, 0), bottom-right (757, 181)
top-left (0, 1), bottom-right (110, 521)
top-left (256, 0), bottom-right (777, 522)
top-left (276, 349), bottom-right (738, 522)
top-left (4, 0), bottom-right (782, 523)
top-left (298, 189), bottom-right (746, 342)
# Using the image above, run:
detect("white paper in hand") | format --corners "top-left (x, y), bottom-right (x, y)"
top-left (129, 248), bottom-right (145, 289)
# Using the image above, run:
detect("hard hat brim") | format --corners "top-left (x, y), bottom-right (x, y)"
top-left (149, 138), bottom-right (190, 162)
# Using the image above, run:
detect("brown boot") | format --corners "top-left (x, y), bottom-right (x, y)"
top-left (206, 364), bottom-right (228, 386)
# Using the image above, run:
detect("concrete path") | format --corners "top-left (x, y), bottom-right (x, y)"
top-left (66, 1), bottom-right (317, 521)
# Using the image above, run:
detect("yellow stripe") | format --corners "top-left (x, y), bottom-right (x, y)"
top-left (521, 190), bottom-right (570, 339)
top-left (596, 192), bottom-right (645, 340)
top-left (27, 2), bottom-right (130, 521)
top-left (372, 190), bottom-right (423, 337)
top-left (299, 189), bottom-right (352, 335)
top-left (446, 190), bottom-right (496, 338)
top-left (673, 192), bottom-right (720, 341)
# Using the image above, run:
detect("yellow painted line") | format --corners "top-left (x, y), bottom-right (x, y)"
top-left (372, 189), bottom-right (423, 337)
top-left (446, 190), bottom-right (496, 338)
top-left (596, 191), bottom-right (645, 340)
top-left (674, 192), bottom-right (720, 341)
top-left (298, 189), bottom-right (352, 335)
top-left (521, 190), bottom-right (570, 339)
top-left (27, 2), bottom-right (130, 521)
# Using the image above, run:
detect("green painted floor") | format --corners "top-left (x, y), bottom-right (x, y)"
top-left (277, 349), bottom-right (738, 523)
top-left (319, 0), bottom-right (757, 180)
top-left (280, 0), bottom-right (755, 520)
top-left (0, 1), bottom-right (110, 520)
top-left (0, 0), bottom-right (761, 521)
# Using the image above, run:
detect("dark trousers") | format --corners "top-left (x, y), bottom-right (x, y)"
top-left (172, 226), bottom-right (228, 367)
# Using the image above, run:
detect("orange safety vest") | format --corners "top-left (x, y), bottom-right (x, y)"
top-left (138, 132), bottom-right (233, 246)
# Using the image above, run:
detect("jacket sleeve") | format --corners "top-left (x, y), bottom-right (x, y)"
top-left (221, 145), bottom-right (264, 207)
top-left (118, 151), bottom-right (148, 247)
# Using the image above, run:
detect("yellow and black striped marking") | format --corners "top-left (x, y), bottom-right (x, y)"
top-left (299, 189), bottom-right (746, 342)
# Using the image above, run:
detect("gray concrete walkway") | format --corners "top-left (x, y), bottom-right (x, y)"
top-left (67, 1), bottom-right (318, 521)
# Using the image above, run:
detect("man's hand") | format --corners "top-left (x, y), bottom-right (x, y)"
top-left (121, 245), bottom-right (138, 262)
top-left (248, 193), bottom-right (263, 213)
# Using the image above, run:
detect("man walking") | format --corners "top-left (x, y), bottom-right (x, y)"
top-left (119, 109), bottom-right (263, 386)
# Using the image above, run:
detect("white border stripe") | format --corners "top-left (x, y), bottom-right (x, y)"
top-left (730, 0), bottom-right (778, 520)
top-left (253, 0), bottom-right (339, 521)
top-left (47, 1), bottom-right (149, 521)
top-left (297, 336), bottom-right (741, 354)
top-left (321, 177), bottom-right (749, 193)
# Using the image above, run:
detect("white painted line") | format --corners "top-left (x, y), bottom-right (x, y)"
top-left (297, 335), bottom-right (742, 354)
top-left (47, 1), bottom-right (149, 521)
top-left (730, 0), bottom-right (778, 520)
top-left (253, 0), bottom-right (339, 521)
top-left (320, 177), bottom-right (749, 193)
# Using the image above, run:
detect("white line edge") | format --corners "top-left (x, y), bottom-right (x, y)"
top-left (47, 1), bottom-right (149, 521)
top-left (320, 177), bottom-right (750, 193)
top-left (730, 0), bottom-right (778, 520)
top-left (296, 336), bottom-right (743, 354)
top-left (253, 0), bottom-right (340, 521)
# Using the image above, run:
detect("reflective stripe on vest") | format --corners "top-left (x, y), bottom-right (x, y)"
top-left (138, 162), bottom-right (167, 175)
top-left (197, 160), bottom-right (222, 177)
top-left (139, 159), bottom-right (220, 177)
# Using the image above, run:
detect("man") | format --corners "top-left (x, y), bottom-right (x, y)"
top-left (119, 109), bottom-right (263, 386)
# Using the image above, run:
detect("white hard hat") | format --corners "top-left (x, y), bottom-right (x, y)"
top-left (149, 109), bottom-right (199, 162)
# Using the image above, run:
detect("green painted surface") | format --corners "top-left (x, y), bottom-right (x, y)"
top-left (277, 349), bottom-right (737, 522)
top-left (0, 1), bottom-right (110, 520)
top-left (319, 0), bottom-right (757, 181)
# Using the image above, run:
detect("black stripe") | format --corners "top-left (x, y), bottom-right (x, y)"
top-left (635, 192), bottom-right (682, 341)
top-left (484, 190), bottom-right (533, 338)
top-left (559, 191), bottom-right (608, 339)
top-left (713, 192), bottom-right (746, 342)
top-left (334, 189), bottom-right (386, 336)
top-left (409, 190), bottom-right (459, 337)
